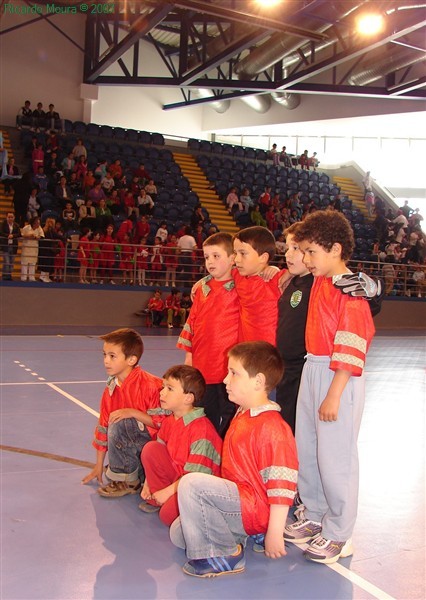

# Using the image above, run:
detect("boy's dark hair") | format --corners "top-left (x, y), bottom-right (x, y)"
top-left (203, 232), bottom-right (233, 255)
top-left (162, 365), bottom-right (206, 406)
top-left (100, 328), bottom-right (143, 363)
top-left (293, 209), bottom-right (354, 261)
top-left (228, 341), bottom-right (284, 393)
top-left (233, 226), bottom-right (276, 261)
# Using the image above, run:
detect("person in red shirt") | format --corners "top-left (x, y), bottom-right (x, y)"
top-left (164, 233), bottom-right (179, 287)
top-left (137, 365), bottom-right (222, 527)
top-left (165, 288), bottom-right (186, 329)
top-left (78, 228), bottom-right (91, 284)
top-left (82, 329), bottom-right (162, 497)
top-left (147, 289), bottom-right (165, 327)
top-left (177, 232), bottom-right (239, 435)
top-left (172, 341), bottom-right (298, 578)
top-left (99, 224), bottom-right (116, 284)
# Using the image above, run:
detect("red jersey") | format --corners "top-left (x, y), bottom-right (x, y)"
top-left (221, 404), bottom-right (298, 535)
top-left (306, 276), bottom-right (375, 376)
top-left (93, 366), bottom-right (162, 452)
top-left (148, 297), bottom-right (165, 311)
top-left (233, 269), bottom-right (282, 344)
top-left (177, 277), bottom-right (239, 384)
top-left (148, 407), bottom-right (222, 476)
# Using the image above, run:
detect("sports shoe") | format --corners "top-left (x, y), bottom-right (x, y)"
top-left (284, 518), bottom-right (322, 544)
top-left (138, 500), bottom-right (160, 513)
top-left (98, 479), bottom-right (141, 498)
top-left (167, 323), bottom-right (173, 329)
top-left (251, 534), bottom-right (265, 553)
top-left (304, 536), bottom-right (353, 564)
top-left (183, 545), bottom-right (245, 578)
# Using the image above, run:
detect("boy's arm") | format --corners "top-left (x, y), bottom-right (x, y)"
top-left (264, 504), bottom-right (290, 559)
top-left (109, 408), bottom-right (154, 428)
top-left (81, 448), bottom-right (106, 485)
top-left (319, 369), bottom-right (351, 421)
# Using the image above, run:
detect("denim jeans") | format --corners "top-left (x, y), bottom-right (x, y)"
top-left (106, 418), bottom-right (151, 483)
top-left (2, 248), bottom-right (15, 279)
top-left (177, 472), bottom-right (247, 560)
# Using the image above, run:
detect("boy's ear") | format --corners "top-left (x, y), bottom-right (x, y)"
top-left (127, 355), bottom-right (138, 366)
top-left (184, 392), bottom-right (195, 406)
top-left (254, 372), bottom-right (266, 391)
top-left (259, 251), bottom-right (269, 266)
top-left (331, 242), bottom-right (342, 257)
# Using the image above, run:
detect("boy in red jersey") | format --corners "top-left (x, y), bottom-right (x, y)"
top-left (177, 232), bottom-right (239, 435)
top-left (137, 365), bottom-right (222, 527)
top-left (172, 341), bottom-right (298, 578)
top-left (82, 329), bottom-right (162, 497)
top-left (284, 210), bottom-right (375, 564)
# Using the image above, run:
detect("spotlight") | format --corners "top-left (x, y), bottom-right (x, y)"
top-left (356, 14), bottom-right (384, 35)
top-left (253, 0), bottom-right (282, 8)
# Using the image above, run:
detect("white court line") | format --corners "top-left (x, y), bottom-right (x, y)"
top-left (298, 543), bottom-right (396, 600)
top-left (46, 383), bottom-right (100, 418)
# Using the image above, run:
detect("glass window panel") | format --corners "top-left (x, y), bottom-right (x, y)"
top-left (324, 137), bottom-right (352, 163)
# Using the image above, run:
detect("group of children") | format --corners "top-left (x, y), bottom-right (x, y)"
top-left (83, 210), bottom-right (377, 578)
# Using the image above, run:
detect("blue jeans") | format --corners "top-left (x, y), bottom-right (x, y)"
top-left (106, 418), bottom-right (151, 483)
top-left (2, 248), bottom-right (15, 279)
top-left (177, 473), bottom-right (247, 560)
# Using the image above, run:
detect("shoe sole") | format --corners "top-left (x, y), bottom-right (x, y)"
top-left (284, 532), bottom-right (321, 544)
top-left (182, 565), bottom-right (245, 578)
top-left (98, 486), bottom-right (141, 498)
top-left (138, 502), bottom-right (160, 513)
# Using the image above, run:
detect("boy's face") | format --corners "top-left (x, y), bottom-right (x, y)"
top-left (223, 356), bottom-right (258, 408)
top-left (203, 244), bottom-right (234, 281)
top-left (103, 342), bottom-right (136, 383)
top-left (160, 377), bottom-right (192, 416)
top-left (299, 240), bottom-right (341, 278)
top-left (285, 234), bottom-right (310, 277)
top-left (233, 239), bottom-right (267, 277)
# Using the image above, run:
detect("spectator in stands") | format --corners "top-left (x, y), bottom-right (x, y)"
top-left (393, 210), bottom-right (409, 243)
top-left (16, 100), bottom-right (32, 130)
top-left (258, 186), bottom-right (271, 215)
top-left (38, 217), bottom-right (58, 283)
top-left (135, 214), bottom-right (150, 243)
top-left (33, 166), bottom-right (49, 193)
top-left (165, 288), bottom-right (186, 329)
top-left (164, 233), bottom-right (179, 288)
top-left (12, 172), bottom-right (33, 227)
top-left (299, 149), bottom-right (310, 170)
top-left (27, 187), bottom-right (40, 220)
top-left (95, 197), bottom-right (113, 230)
top-left (88, 182), bottom-right (106, 206)
top-left (68, 172), bottom-right (82, 198)
top-left (55, 175), bottom-right (72, 205)
top-left (240, 188), bottom-right (254, 212)
top-left (31, 102), bottom-right (45, 131)
top-left (99, 224), bottom-right (116, 284)
top-left (145, 179), bottom-right (157, 202)
top-left (280, 146), bottom-right (292, 168)
top-left (156, 221), bottom-right (168, 243)
top-left (61, 152), bottom-right (75, 178)
top-left (101, 171), bottom-right (115, 195)
top-left (250, 204), bottom-right (267, 227)
top-left (20, 216), bottom-right (44, 281)
top-left (191, 206), bottom-right (205, 230)
top-left (146, 289), bottom-right (165, 327)
top-left (74, 155), bottom-right (88, 181)
top-left (365, 191), bottom-right (375, 217)
top-left (309, 152), bottom-right (319, 170)
top-left (109, 159), bottom-right (123, 182)
top-left (149, 236), bottom-right (164, 285)
top-left (45, 104), bottom-right (62, 132)
top-left (79, 198), bottom-right (97, 230)
top-left (32, 143), bottom-right (44, 174)
top-left (77, 227), bottom-right (92, 284)
top-left (3, 158), bottom-right (20, 194)
top-left (72, 138), bottom-right (88, 161)
top-left (409, 208), bottom-right (423, 229)
top-left (46, 130), bottom-right (59, 155)
top-left (0, 212), bottom-right (21, 281)
top-left (362, 171), bottom-right (373, 194)
top-left (270, 143), bottom-right (279, 166)
top-left (45, 151), bottom-right (61, 179)
top-left (62, 201), bottom-right (78, 232)
top-left (137, 189), bottom-right (154, 217)
top-left (134, 162), bottom-right (151, 186)
top-left (382, 257), bottom-right (396, 295)
top-left (95, 159), bottom-right (108, 180)
top-left (177, 226), bottom-right (197, 284)
top-left (136, 236), bottom-right (149, 286)
top-left (226, 187), bottom-right (242, 214)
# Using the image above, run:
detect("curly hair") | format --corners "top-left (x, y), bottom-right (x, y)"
top-left (293, 209), bottom-right (354, 261)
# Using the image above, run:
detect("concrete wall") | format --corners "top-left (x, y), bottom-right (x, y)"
top-left (1, 285), bottom-right (425, 330)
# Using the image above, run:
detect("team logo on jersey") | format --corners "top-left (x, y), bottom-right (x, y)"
top-left (290, 290), bottom-right (302, 308)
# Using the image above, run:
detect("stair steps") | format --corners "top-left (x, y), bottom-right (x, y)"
top-left (174, 152), bottom-right (239, 234)
top-left (333, 176), bottom-right (371, 220)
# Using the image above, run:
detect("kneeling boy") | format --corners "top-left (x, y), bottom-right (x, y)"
top-left (174, 341), bottom-right (298, 578)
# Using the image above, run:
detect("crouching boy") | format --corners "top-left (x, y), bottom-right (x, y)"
top-left (172, 341), bottom-right (298, 578)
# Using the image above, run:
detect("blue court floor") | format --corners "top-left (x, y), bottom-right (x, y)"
top-left (1, 331), bottom-right (425, 600)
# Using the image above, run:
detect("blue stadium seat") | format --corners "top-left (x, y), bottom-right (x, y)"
top-left (100, 125), bottom-right (113, 138)
top-left (199, 140), bottom-right (212, 153)
top-left (73, 121), bottom-right (87, 135)
top-left (211, 142), bottom-right (223, 155)
top-left (126, 129), bottom-right (139, 142)
top-left (244, 147), bottom-right (256, 160)
top-left (151, 132), bottom-right (164, 146)
top-left (113, 127), bottom-right (126, 140)
top-left (139, 131), bottom-right (152, 144)
top-left (87, 123), bottom-right (100, 136)
top-left (188, 138), bottom-right (200, 151)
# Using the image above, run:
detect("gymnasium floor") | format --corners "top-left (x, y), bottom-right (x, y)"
top-left (1, 330), bottom-right (425, 600)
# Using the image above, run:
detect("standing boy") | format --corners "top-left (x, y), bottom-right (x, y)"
top-left (284, 211), bottom-right (375, 564)
top-left (173, 341), bottom-right (298, 578)
top-left (138, 365), bottom-right (222, 526)
top-left (177, 232), bottom-right (239, 435)
top-left (82, 329), bottom-right (162, 497)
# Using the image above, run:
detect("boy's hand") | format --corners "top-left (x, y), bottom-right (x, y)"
top-left (81, 465), bottom-right (103, 485)
top-left (264, 531), bottom-right (287, 559)
top-left (318, 395), bottom-right (340, 421)
top-left (109, 408), bottom-right (133, 424)
top-left (258, 265), bottom-right (280, 282)
top-left (333, 273), bottom-right (380, 298)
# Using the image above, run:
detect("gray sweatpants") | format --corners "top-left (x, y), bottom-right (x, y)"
top-left (295, 354), bottom-right (365, 541)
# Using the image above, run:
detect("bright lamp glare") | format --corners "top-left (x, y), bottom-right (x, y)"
top-left (357, 14), bottom-right (384, 35)
top-left (254, 0), bottom-right (282, 8)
